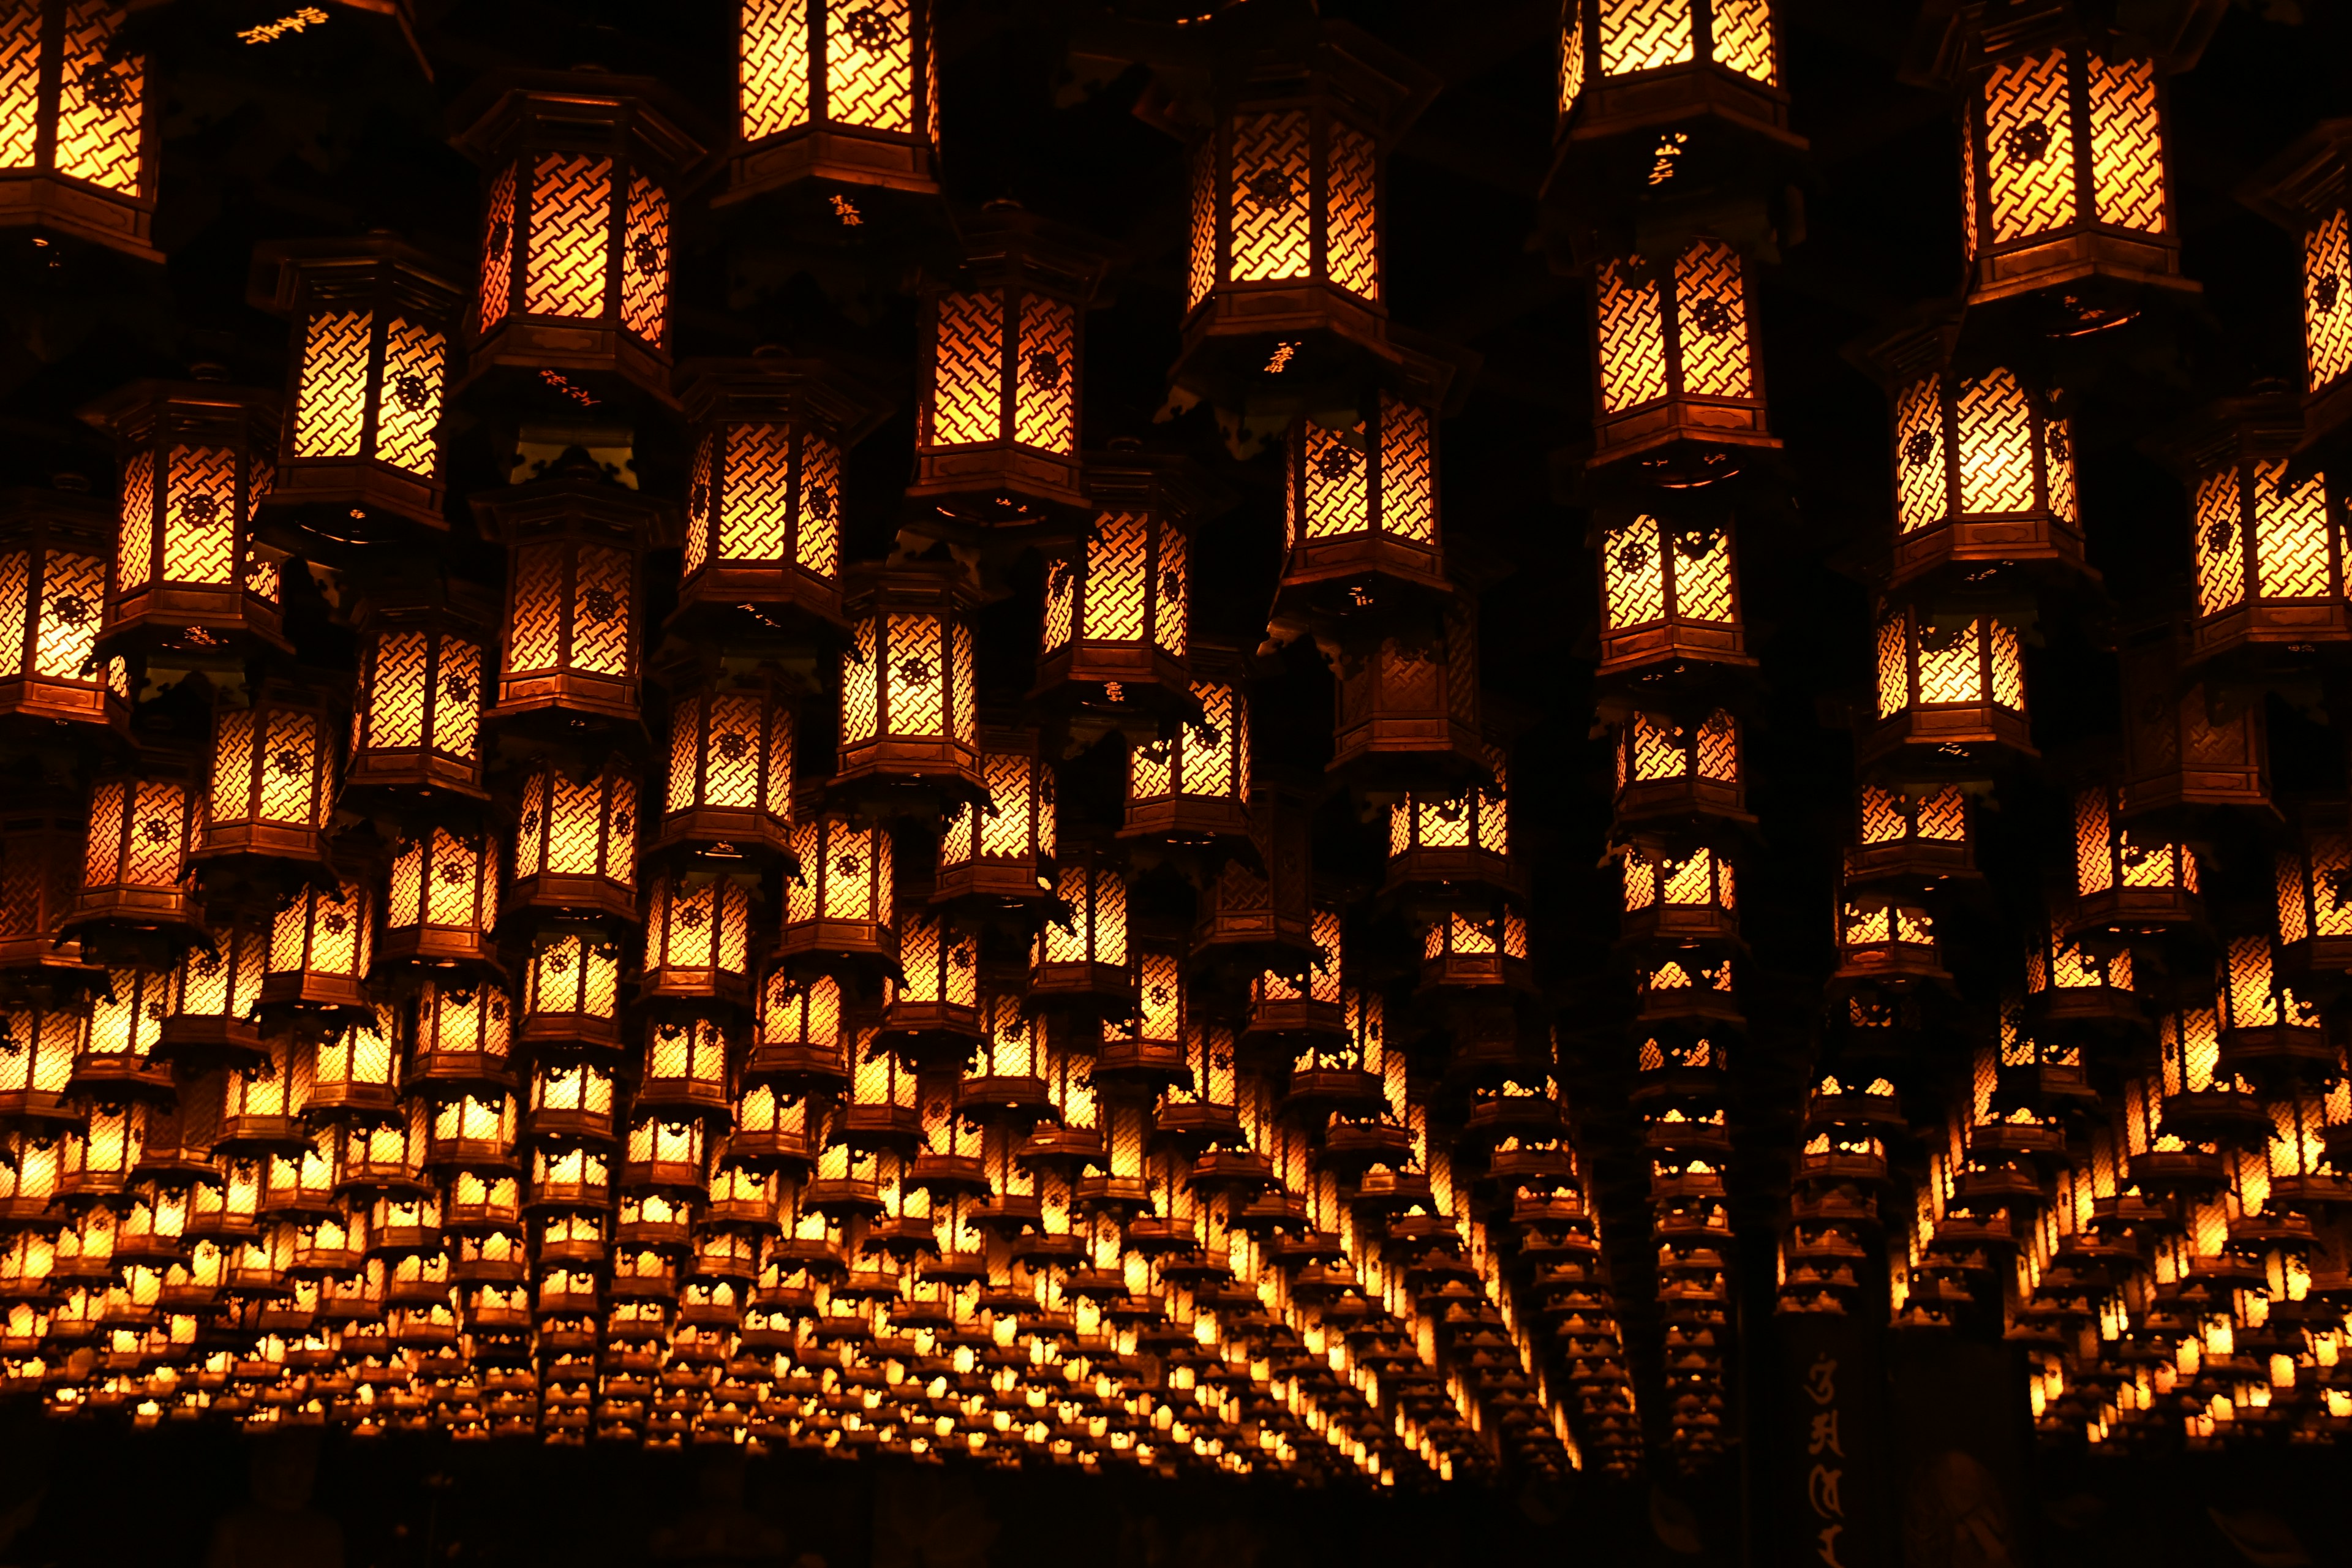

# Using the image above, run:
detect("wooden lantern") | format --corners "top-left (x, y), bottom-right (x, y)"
top-left (214, 1037), bottom-right (314, 1156)
top-left (1843, 783), bottom-right (1972, 887)
top-left (0, 794), bottom-right (104, 993)
top-left (260, 876), bottom-right (375, 1029)
top-left (195, 682), bottom-right (336, 876)
top-left (882, 913), bottom-right (979, 1049)
top-left (1273, 393), bottom-right (1447, 624)
top-left (1585, 238), bottom-right (1774, 472)
top-left (509, 755), bottom-right (641, 929)
top-left (0, 0), bottom-right (159, 260)
top-left (2022, 913), bottom-right (2136, 1032)
top-left (1553, 0), bottom-right (1793, 149)
top-left (409, 982), bottom-right (515, 1092)
top-left (423, 1090), bottom-right (519, 1174)
top-left (518, 935), bottom-right (624, 1053)
top-left (1028, 855), bottom-right (1133, 1013)
top-left (249, 236), bottom-right (463, 541)
top-left (524, 1059), bottom-right (618, 1150)
top-left (1419, 906), bottom-right (1534, 995)
top-left (1246, 905), bottom-right (1344, 1046)
top-left (1034, 489), bottom-right (1193, 710)
top-left (778, 810), bottom-right (894, 978)
top-left (745, 970), bottom-right (848, 1091)
top-left (451, 71), bottom-right (706, 404)
top-left (1192, 780), bottom-right (1316, 974)
top-left (655, 674), bottom-right (796, 867)
top-left (346, 580), bottom-right (493, 808)
top-left (933, 726), bottom-right (1055, 914)
top-left (1594, 512), bottom-right (1751, 677)
top-left (640, 872), bottom-right (755, 1009)
top-left (61, 755), bottom-right (206, 959)
top-left (1122, 646), bottom-right (1252, 848)
top-left (908, 203), bottom-right (1113, 525)
top-left (307, 1006), bottom-right (402, 1125)
top-left (157, 918), bottom-right (268, 1069)
top-left (637, 1018), bottom-right (733, 1124)
top-left (1833, 886), bottom-right (1945, 986)
top-left (2277, 810), bottom-right (2352, 977)
top-left (0, 998), bottom-right (82, 1129)
top-left (73, 967), bottom-right (172, 1102)
top-left (2216, 933), bottom-right (2328, 1075)
top-left (1861, 605), bottom-right (2032, 769)
top-left (835, 562), bottom-right (981, 802)
top-left (1098, 949), bottom-right (1186, 1088)
top-left (2244, 124), bottom-right (2352, 442)
top-left (722, 0), bottom-right (940, 199)
top-left (82, 377), bottom-right (288, 660)
top-left (0, 483), bottom-right (129, 736)
top-left (1387, 739), bottom-right (1528, 905)
top-left (1611, 709), bottom-right (1747, 827)
top-left (1327, 601), bottom-right (1483, 790)
top-left (2117, 623), bottom-right (2269, 816)
top-left (2067, 780), bottom-right (2199, 934)
top-left (1618, 845), bottom-right (1736, 948)
top-left (380, 828), bottom-right (500, 977)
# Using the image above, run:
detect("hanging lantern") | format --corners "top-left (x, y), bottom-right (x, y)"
top-left (258, 876), bottom-right (374, 1031)
top-left (722, 0), bottom-right (939, 199)
top-left (0, 481), bottom-right (129, 736)
top-left (641, 871), bottom-right (755, 1009)
top-left (2278, 811), bottom-right (2352, 978)
top-left (2217, 933), bottom-right (2329, 1076)
top-left (60, 755), bottom-right (206, 960)
top-left (472, 461), bottom-right (673, 734)
top-left (379, 828), bottom-right (500, 978)
top-left (524, 1058), bottom-right (618, 1150)
top-left (450, 72), bottom-right (704, 404)
top-left (194, 682), bottom-right (335, 878)
top-left (778, 810), bottom-right (894, 979)
top-left (1033, 473), bottom-right (1200, 712)
top-left (1246, 906), bottom-right (1344, 1046)
top-left (0, 0), bottom-right (159, 260)
top-left (1610, 709), bottom-right (1748, 828)
top-left (2245, 126), bottom-right (2352, 440)
top-left (508, 755), bottom-right (640, 928)
top-left (745, 970), bottom-right (850, 1095)
top-left (157, 918), bottom-right (268, 1069)
top-left (1421, 908), bottom-right (1534, 993)
top-left (519, 934), bottom-right (625, 1054)
top-left (655, 674), bottom-right (795, 864)
top-left (81, 376), bottom-right (287, 660)
top-left (2065, 780), bottom-right (2199, 934)
top-left (1327, 601), bottom-right (1483, 790)
top-left (954, 992), bottom-right (1050, 1126)
top-left (1860, 605), bottom-right (2032, 770)
top-left (1121, 644), bottom-right (1251, 849)
top-left (0, 999), bottom-right (83, 1129)
top-left (882, 913), bottom-right (980, 1052)
top-left (2117, 624), bottom-right (2269, 815)
top-left (622, 1110), bottom-right (708, 1194)
top-left (1583, 238), bottom-right (1774, 475)
top-left (214, 1038), bottom-right (314, 1155)
top-left (423, 1090), bottom-right (519, 1174)
top-left (307, 1006), bottom-right (402, 1125)
top-left (638, 1018), bottom-right (734, 1124)
top-left (1098, 949), bottom-right (1186, 1088)
top-left (344, 579), bottom-right (494, 810)
top-left (71, 968), bottom-right (171, 1102)
top-left (930, 726), bottom-right (1054, 916)
top-left (1832, 886), bottom-right (1945, 987)
top-left (1619, 845), bottom-right (1736, 948)
top-left (1843, 783), bottom-right (1972, 887)
top-left (725, 1083), bottom-right (816, 1174)
top-left (1956, 26), bottom-right (2185, 309)
top-left (409, 982), bottom-right (515, 1093)
top-left (1387, 739), bottom-right (1527, 910)
top-left (0, 795), bottom-right (105, 993)
top-left (1594, 512), bottom-right (1751, 679)
top-left (1552, 0), bottom-right (1794, 151)
top-left (1028, 854), bottom-right (1133, 1014)
top-left (1192, 780), bottom-right (1316, 976)
top-left (1272, 394), bottom-right (1449, 628)
top-left (834, 562), bottom-right (982, 805)
top-left (249, 236), bottom-right (464, 543)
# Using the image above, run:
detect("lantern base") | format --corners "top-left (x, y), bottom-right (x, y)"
top-left (1588, 401), bottom-right (1780, 480)
top-left (2064, 886), bottom-right (2203, 939)
top-left (1885, 517), bottom-right (2092, 597)
top-left (0, 177), bottom-right (164, 265)
top-left (652, 808), bottom-right (795, 869)
top-left (0, 677), bottom-right (129, 742)
top-left (1596, 623), bottom-right (1758, 683)
top-left (1418, 952), bottom-right (1537, 994)
top-left (2188, 605), bottom-right (2352, 672)
top-left (459, 323), bottom-right (678, 415)
top-left (254, 468), bottom-right (451, 559)
top-left (1967, 232), bottom-right (2198, 312)
top-left (1857, 708), bottom-right (2038, 775)
top-left (1092, 1036), bottom-right (1188, 1090)
top-left (1843, 839), bottom-right (1976, 889)
top-left (519, 1014), bottom-right (626, 1056)
top-left (1831, 948), bottom-right (1951, 989)
top-left (1026, 962), bottom-right (1138, 1019)
top-left (739, 1042), bottom-right (850, 1095)
top-left (96, 590), bottom-right (293, 662)
top-left (1172, 287), bottom-right (1443, 415)
top-left (717, 132), bottom-right (941, 205)
top-left (667, 569), bottom-right (848, 641)
top-left (824, 756), bottom-right (989, 823)
top-left (906, 446), bottom-right (1091, 535)
top-left (1119, 797), bottom-right (1254, 851)
top-left (774, 921), bottom-right (900, 986)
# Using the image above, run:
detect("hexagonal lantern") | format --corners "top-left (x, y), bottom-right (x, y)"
top-left (0, 0), bottom-right (160, 262)
top-left (1121, 644), bottom-right (1252, 850)
top-left (1421, 907), bottom-right (1534, 993)
top-left (1842, 783), bottom-right (1972, 889)
top-left (1033, 456), bottom-right (1208, 718)
top-left (2277, 808), bottom-right (2352, 978)
top-left (1860, 605), bottom-right (2032, 772)
top-left (260, 876), bottom-right (375, 1033)
top-left (655, 672), bottom-right (794, 866)
top-left (777, 809), bottom-right (894, 981)
top-left (932, 727), bottom-right (1054, 917)
top-left (0, 481), bottom-right (129, 737)
top-left (508, 755), bottom-right (640, 930)
top-left (834, 562), bottom-right (981, 809)
top-left (194, 681), bottom-right (335, 880)
top-left (0, 793), bottom-right (104, 995)
top-left (519, 934), bottom-right (624, 1054)
top-left (1611, 709), bottom-right (1749, 829)
top-left (722, 0), bottom-right (940, 200)
top-left (345, 579), bottom-right (493, 809)
top-left (451, 70), bottom-right (706, 406)
top-left (2067, 780), bottom-right (2199, 935)
top-left (60, 754), bottom-right (206, 962)
top-left (1594, 511), bottom-right (1752, 680)
top-left (2023, 913), bottom-right (2137, 1033)
top-left (157, 916), bottom-right (268, 1070)
top-left (1553, 0), bottom-right (1795, 155)
top-left (640, 871), bottom-right (755, 1012)
top-left (1832, 883), bottom-right (1945, 987)
top-left (249, 236), bottom-right (464, 545)
top-left (2117, 623), bottom-right (2268, 816)
top-left (1245, 905), bottom-right (1344, 1047)
top-left (881, 912), bottom-right (979, 1053)
top-left (1618, 845), bottom-right (1736, 948)
top-left (1028, 853), bottom-right (1133, 1016)
top-left (82, 377), bottom-right (288, 660)
top-left (379, 828), bottom-right (500, 979)
top-left (1387, 741), bottom-right (1528, 908)
top-left (408, 982), bottom-right (515, 1093)
top-left (1192, 780), bottom-right (1316, 977)
top-left (745, 970), bottom-right (848, 1092)
top-left (1272, 393), bottom-right (1449, 631)
top-left (1583, 237), bottom-right (1774, 476)
top-left (1327, 600), bottom-right (1484, 791)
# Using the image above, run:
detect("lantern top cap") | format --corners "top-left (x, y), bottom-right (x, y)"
top-left (469, 448), bottom-right (682, 549)
top-left (447, 67), bottom-right (712, 178)
top-left (74, 379), bottom-right (282, 441)
top-left (246, 235), bottom-right (466, 320)
top-left (946, 205), bottom-right (1120, 305)
top-left (2241, 118), bottom-right (2352, 234)
top-left (1121, 5), bottom-right (1438, 145)
top-left (673, 355), bottom-right (895, 448)
top-left (2139, 387), bottom-right (2307, 480)
top-left (351, 575), bottom-right (500, 633)
top-left (842, 559), bottom-right (984, 616)
top-left (1080, 448), bottom-right (1233, 526)
top-left (1846, 308), bottom-right (1965, 391)
top-left (0, 481), bottom-right (114, 540)
top-left (1899, 0), bottom-right (2224, 88)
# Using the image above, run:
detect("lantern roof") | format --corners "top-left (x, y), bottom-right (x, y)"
top-left (673, 352), bottom-right (895, 449)
top-left (75, 375), bottom-right (280, 441)
top-left (2139, 385), bottom-right (2305, 481)
top-left (945, 200), bottom-right (1119, 307)
top-left (469, 445), bottom-right (681, 549)
top-left (447, 66), bottom-right (712, 178)
top-left (1080, 444), bottom-right (1232, 529)
top-left (1900, 0), bottom-right (2228, 88)
top-left (1115, 4), bottom-right (1440, 149)
top-left (2241, 118), bottom-right (2352, 233)
top-left (245, 232), bottom-right (466, 320)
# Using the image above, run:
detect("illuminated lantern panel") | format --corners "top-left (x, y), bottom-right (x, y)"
top-left (0, 0), bottom-right (158, 259)
top-left (778, 813), bottom-right (894, 976)
top-left (83, 378), bottom-right (288, 659)
top-left (2216, 933), bottom-right (2329, 1075)
top-left (640, 872), bottom-right (754, 1006)
top-left (1278, 394), bottom-right (1445, 609)
top-left (60, 761), bottom-right (206, 956)
top-left (380, 827), bottom-right (499, 974)
top-left (2278, 818), bottom-right (2352, 976)
top-left (1122, 658), bottom-right (1251, 848)
top-left (1833, 888), bottom-right (1943, 985)
top-left (195, 683), bottom-right (334, 874)
top-left (2117, 631), bottom-right (2269, 816)
top-left (346, 584), bottom-right (491, 805)
top-left (1961, 39), bottom-right (2183, 307)
top-left (453, 80), bottom-right (701, 396)
top-left (2179, 414), bottom-right (2348, 663)
top-left (0, 1000), bottom-right (83, 1128)
top-left (260, 876), bottom-right (375, 1025)
top-left (1098, 949), bottom-right (1185, 1085)
top-left (0, 797), bottom-right (103, 984)
top-left (1586, 238), bottom-right (1773, 467)
top-left (2067, 782), bottom-right (2198, 935)
top-left (1844, 783), bottom-right (1971, 885)
top-left (637, 1018), bottom-right (733, 1121)
top-left (526, 1059), bottom-right (618, 1149)
top-left (1555, 0), bottom-right (1789, 141)
top-left (909, 205), bottom-right (1111, 520)
top-left (1246, 906), bottom-right (1343, 1044)
top-left (835, 564), bottom-right (980, 799)
top-left (251, 238), bottom-right (461, 537)
top-left (745, 970), bottom-right (848, 1090)
top-left (1594, 513), bottom-right (1749, 677)
top-left (0, 484), bottom-right (129, 734)
top-left (1877, 352), bottom-right (2081, 589)
top-left (933, 729), bottom-right (1054, 911)
top-left (882, 913), bottom-right (979, 1047)
top-left (1036, 507), bottom-right (1189, 703)
top-left (725, 0), bottom-right (938, 198)
top-left (1388, 741), bottom-right (1525, 903)
top-left (307, 1006), bottom-right (402, 1123)
top-left (657, 677), bottom-right (794, 863)
top-left (1328, 604), bottom-right (1483, 789)
top-left (1420, 907), bottom-right (1534, 993)
top-left (475, 473), bottom-right (667, 732)
top-left (409, 982), bottom-right (514, 1090)
top-left (1028, 859), bottom-right (1133, 1011)
top-left (1861, 606), bottom-right (2031, 767)
top-left (1618, 845), bottom-right (1736, 948)
top-left (1611, 710), bottom-right (1746, 826)
top-left (519, 935), bottom-right (624, 1053)
top-left (509, 757), bottom-right (641, 927)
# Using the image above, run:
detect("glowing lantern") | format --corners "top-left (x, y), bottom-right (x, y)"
top-left (1618, 845), bottom-right (1736, 947)
top-left (214, 1038), bottom-right (314, 1155)
top-left (746, 970), bottom-right (849, 1092)
top-left (307, 1007), bottom-right (402, 1124)
top-left (1957, 28), bottom-right (2185, 309)
top-left (473, 457), bottom-right (673, 733)
top-left (778, 810), bottom-right (894, 977)
top-left (638, 1017), bottom-right (733, 1124)
top-left (655, 674), bottom-right (795, 864)
top-left (2244, 126), bottom-right (2352, 437)
top-left (423, 1090), bottom-right (519, 1174)
top-left (1594, 512), bottom-right (1751, 677)
top-left (249, 237), bottom-right (462, 542)
top-left (1833, 887), bottom-right (1944, 986)
top-left (1861, 605), bottom-right (2031, 769)
top-left (1028, 855), bottom-right (1133, 1012)
top-left (509, 755), bottom-right (640, 927)
top-left (930, 727), bottom-right (1054, 916)
top-left (156, 918), bottom-right (268, 1070)
top-left (71, 968), bottom-right (170, 1101)
top-left (61, 756), bottom-right (206, 960)
top-left (908, 203), bottom-right (1112, 525)
top-left (408, 982), bottom-right (514, 1091)
top-left (0, 796), bottom-right (104, 990)
top-left (1246, 906), bottom-right (1343, 1045)
top-left (2066, 780), bottom-right (2198, 933)
top-left (882, 913), bottom-right (979, 1051)
top-left (1035, 478), bottom-right (1201, 712)
top-left (1273, 394), bottom-right (1447, 627)
top-left (344, 580), bottom-right (492, 808)
top-left (0, 481), bottom-right (129, 735)
top-left (1121, 644), bottom-right (1251, 848)
top-left (622, 1110), bottom-right (708, 1194)
top-left (451, 71), bottom-right (704, 401)
top-left (1610, 709), bottom-right (1747, 827)
top-left (1098, 949), bottom-right (1186, 1087)
top-left (519, 934), bottom-right (624, 1052)
top-left (1421, 908), bottom-right (1534, 992)
top-left (1552, 0), bottom-right (1793, 148)
top-left (722, 0), bottom-right (939, 199)
top-left (1843, 783), bottom-right (1971, 888)
top-left (2277, 813), bottom-right (2352, 977)
top-left (834, 562), bottom-right (981, 803)
top-left (258, 876), bottom-right (374, 1030)
top-left (81, 376), bottom-right (288, 659)
top-left (1192, 781), bottom-right (1316, 974)
top-left (379, 828), bottom-right (500, 977)
top-left (1327, 603), bottom-right (1483, 790)
top-left (1635, 956), bottom-right (1739, 1030)
top-left (0, 0), bottom-right (157, 260)
top-left (524, 1059), bottom-right (617, 1148)
top-left (194, 682), bottom-right (335, 876)
top-left (641, 872), bottom-right (755, 1008)
top-left (2117, 625), bottom-right (2268, 815)
top-left (725, 1082), bottom-right (816, 1173)
top-left (0, 1000), bottom-right (82, 1128)
top-left (1584, 238), bottom-right (1774, 474)
top-left (2216, 934), bottom-right (2328, 1075)
top-left (1387, 739), bottom-right (1526, 911)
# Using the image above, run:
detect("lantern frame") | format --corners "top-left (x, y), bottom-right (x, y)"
top-left (2116, 624), bottom-right (2269, 816)
top-left (1860, 605), bottom-right (2033, 771)
top-left (0, 0), bottom-right (161, 262)
top-left (345, 579), bottom-right (494, 809)
top-left (1594, 511), bottom-right (1752, 679)
top-left (833, 562), bottom-right (982, 807)
top-left (654, 671), bottom-right (796, 866)
top-left (507, 755), bottom-right (641, 930)
top-left (194, 681), bottom-right (337, 876)
top-left (720, 0), bottom-right (940, 200)
top-left (1583, 237), bottom-right (1775, 471)
top-left (0, 483), bottom-right (129, 737)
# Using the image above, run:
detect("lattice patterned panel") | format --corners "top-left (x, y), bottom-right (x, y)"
top-left (2192, 470), bottom-right (2248, 617)
top-left (741, 0), bottom-right (812, 139)
top-left (2043, 418), bottom-right (2076, 522)
top-left (1670, 527), bottom-right (1735, 624)
top-left (374, 318), bottom-right (445, 478)
top-left (663, 700), bottom-right (699, 815)
top-left (949, 620), bottom-right (975, 744)
top-left (929, 290), bottom-right (1001, 447)
top-left (31, 556), bottom-right (97, 682)
top-left (1598, 0), bottom-right (1693, 76)
top-left (293, 310), bottom-right (372, 459)
top-left (1186, 140), bottom-right (1215, 310)
top-left (0, 1), bottom-right (40, 170)
top-left (434, 639), bottom-right (481, 761)
top-left (1989, 623), bottom-right (2024, 711)
top-left (1695, 712), bottom-right (1738, 781)
top-left (720, 423), bottom-right (793, 564)
top-left (2305, 211), bottom-right (2352, 393)
top-left (1894, 379), bottom-right (1947, 532)
top-left (1229, 111), bottom-right (1310, 285)
top-left (1675, 239), bottom-right (1751, 399)
top-left (884, 613), bottom-right (945, 739)
top-left (1559, 8), bottom-right (1585, 113)
top-left (620, 174), bottom-right (669, 347)
top-left (1709, 0), bottom-right (1774, 85)
top-left (1915, 624), bottom-right (1983, 707)
top-left (542, 776), bottom-right (606, 879)
top-left (827, 0), bottom-right (913, 132)
top-left (366, 633), bottom-right (428, 752)
top-left (682, 434), bottom-right (714, 579)
top-left (1152, 519), bottom-right (1186, 658)
top-left (1083, 513), bottom-right (1149, 645)
top-left (1012, 294), bottom-right (1077, 454)
top-left (258, 709), bottom-right (321, 825)
top-left (55, 2), bottom-right (140, 195)
top-left (507, 545), bottom-right (565, 676)
top-left (797, 433), bottom-right (840, 578)
top-left (81, 779), bottom-right (123, 885)
top-left (840, 619), bottom-right (879, 745)
top-left (1182, 680), bottom-right (1244, 798)
top-left (2087, 53), bottom-right (2165, 235)
top-left (1596, 259), bottom-right (1668, 412)
top-left (164, 446), bottom-right (237, 587)
top-left (704, 693), bottom-right (766, 811)
top-left (1627, 713), bottom-right (1683, 783)
top-left (570, 545), bottom-right (633, 676)
top-left (1325, 121), bottom-right (1379, 302)
top-left (2308, 835), bottom-right (2352, 937)
top-left (1300, 421), bottom-right (1368, 541)
top-left (115, 449), bottom-right (152, 593)
top-left (1874, 620), bottom-right (1905, 717)
top-left (0, 551), bottom-right (25, 677)
top-left (1601, 517), bottom-right (1665, 628)
top-left (1983, 50), bottom-right (2077, 247)
top-left (125, 780), bottom-right (186, 886)
top-left (524, 154), bottom-right (615, 322)
top-left (1040, 549), bottom-right (1075, 652)
top-left (479, 163), bottom-right (517, 333)
top-left (1954, 370), bottom-right (2035, 515)
top-left (1380, 396), bottom-right (1434, 543)
top-left (2120, 829), bottom-right (2187, 891)
top-left (1858, 785), bottom-right (1906, 846)
top-left (2251, 458), bottom-right (2332, 601)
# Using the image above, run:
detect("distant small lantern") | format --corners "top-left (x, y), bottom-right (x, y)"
top-left (473, 461), bottom-right (673, 734)
top-left (933, 728), bottom-right (1055, 914)
top-left (640, 872), bottom-right (755, 1009)
top-left (1035, 498), bottom-right (1192, 709)
top-left (1619, 845), bottom-right (1736, 948)
top-left (2023, 914), bottom-right (2136, 1031)
top-left (0, 483), bottom-right (129, 736)
top-left (380, 828), bottom-right (500, 978)
top-left (81, 377), bottom-right (287, 659)
top-left (1421, 907), bottom-right (1534, 993)
top-left (2117, 626), bottom-right (2269, 815)
top-left (745, 970), bottom-right (848, 1090)
top-left (159, 918), bottom-right (268, 1069)
top-left (722, 0), bottom-right (940, 199)
top-left (1844, 783), bottom-right (1972, 886)
top-left (1387, 741), bottom-right (1527, 905)
top-left (1958, 30), bottom-right (2185, 308)
top-left (0, 796), bottom-right (105, 989)
top-left (882, 914), bottom-right (980, 1049)
top-left (307, 1007), bottom-right (402, 1125)
top-left (260, 877), bottom-right (374, 1030)
top-left (1122, 649), bottom-right (1251, 847)
top-left (1833, 887), bottom-right (1945, 987)
top-left (2277, 813), bottom-right (2352, 977)
top-left (1611, 710), bottom-right (1747, 827)
top-left (638, 1019), bottom-right (733, 1124)
top-left (908, 204), bottom-right (1113, 525)
top-left (525, 1060), bottom-right (617, 1149)
top-left (409, 982), bottom-right (514, 1091)
top-left (345, 581), bottom-right (493, 808)
top-left (249, 237), bottom-right (464, 541)
top-left (61, 757), bottom-right (206, 960)
top-left (1274, 394), bottom-right (1447, 623)
top-left (1246, 906), bottom-right (1344, 1044)
top-left (451, 72), bottom-right (705, 402)
top-left (656, 674), bottom-right (795, 864)
top-left (1594, 513), bottom-right (1751, 678)
top-left (0, 0), bottom-right (160, 260)
top-left (1585, 238), bottom-right (1774, 473)
top-left (195, 682), bottom-right (335, 876)
top-left (2068, 781), bottom-right (2199, 933)
top-left (519, 935), bottom-right (624, 1053)
top-left (1327, 602), bottom-right (1484, 790)
top-left (1029, 856), bottom-right (1133, 1013)
top-left (1861, 606), bottom-right (2032, 769)
top-left (509, 755), bottom-right (640, 928)
top-left (777, 811), bottom-right (894, 978)
top-left (835, 562), bottom-right (982, 804)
